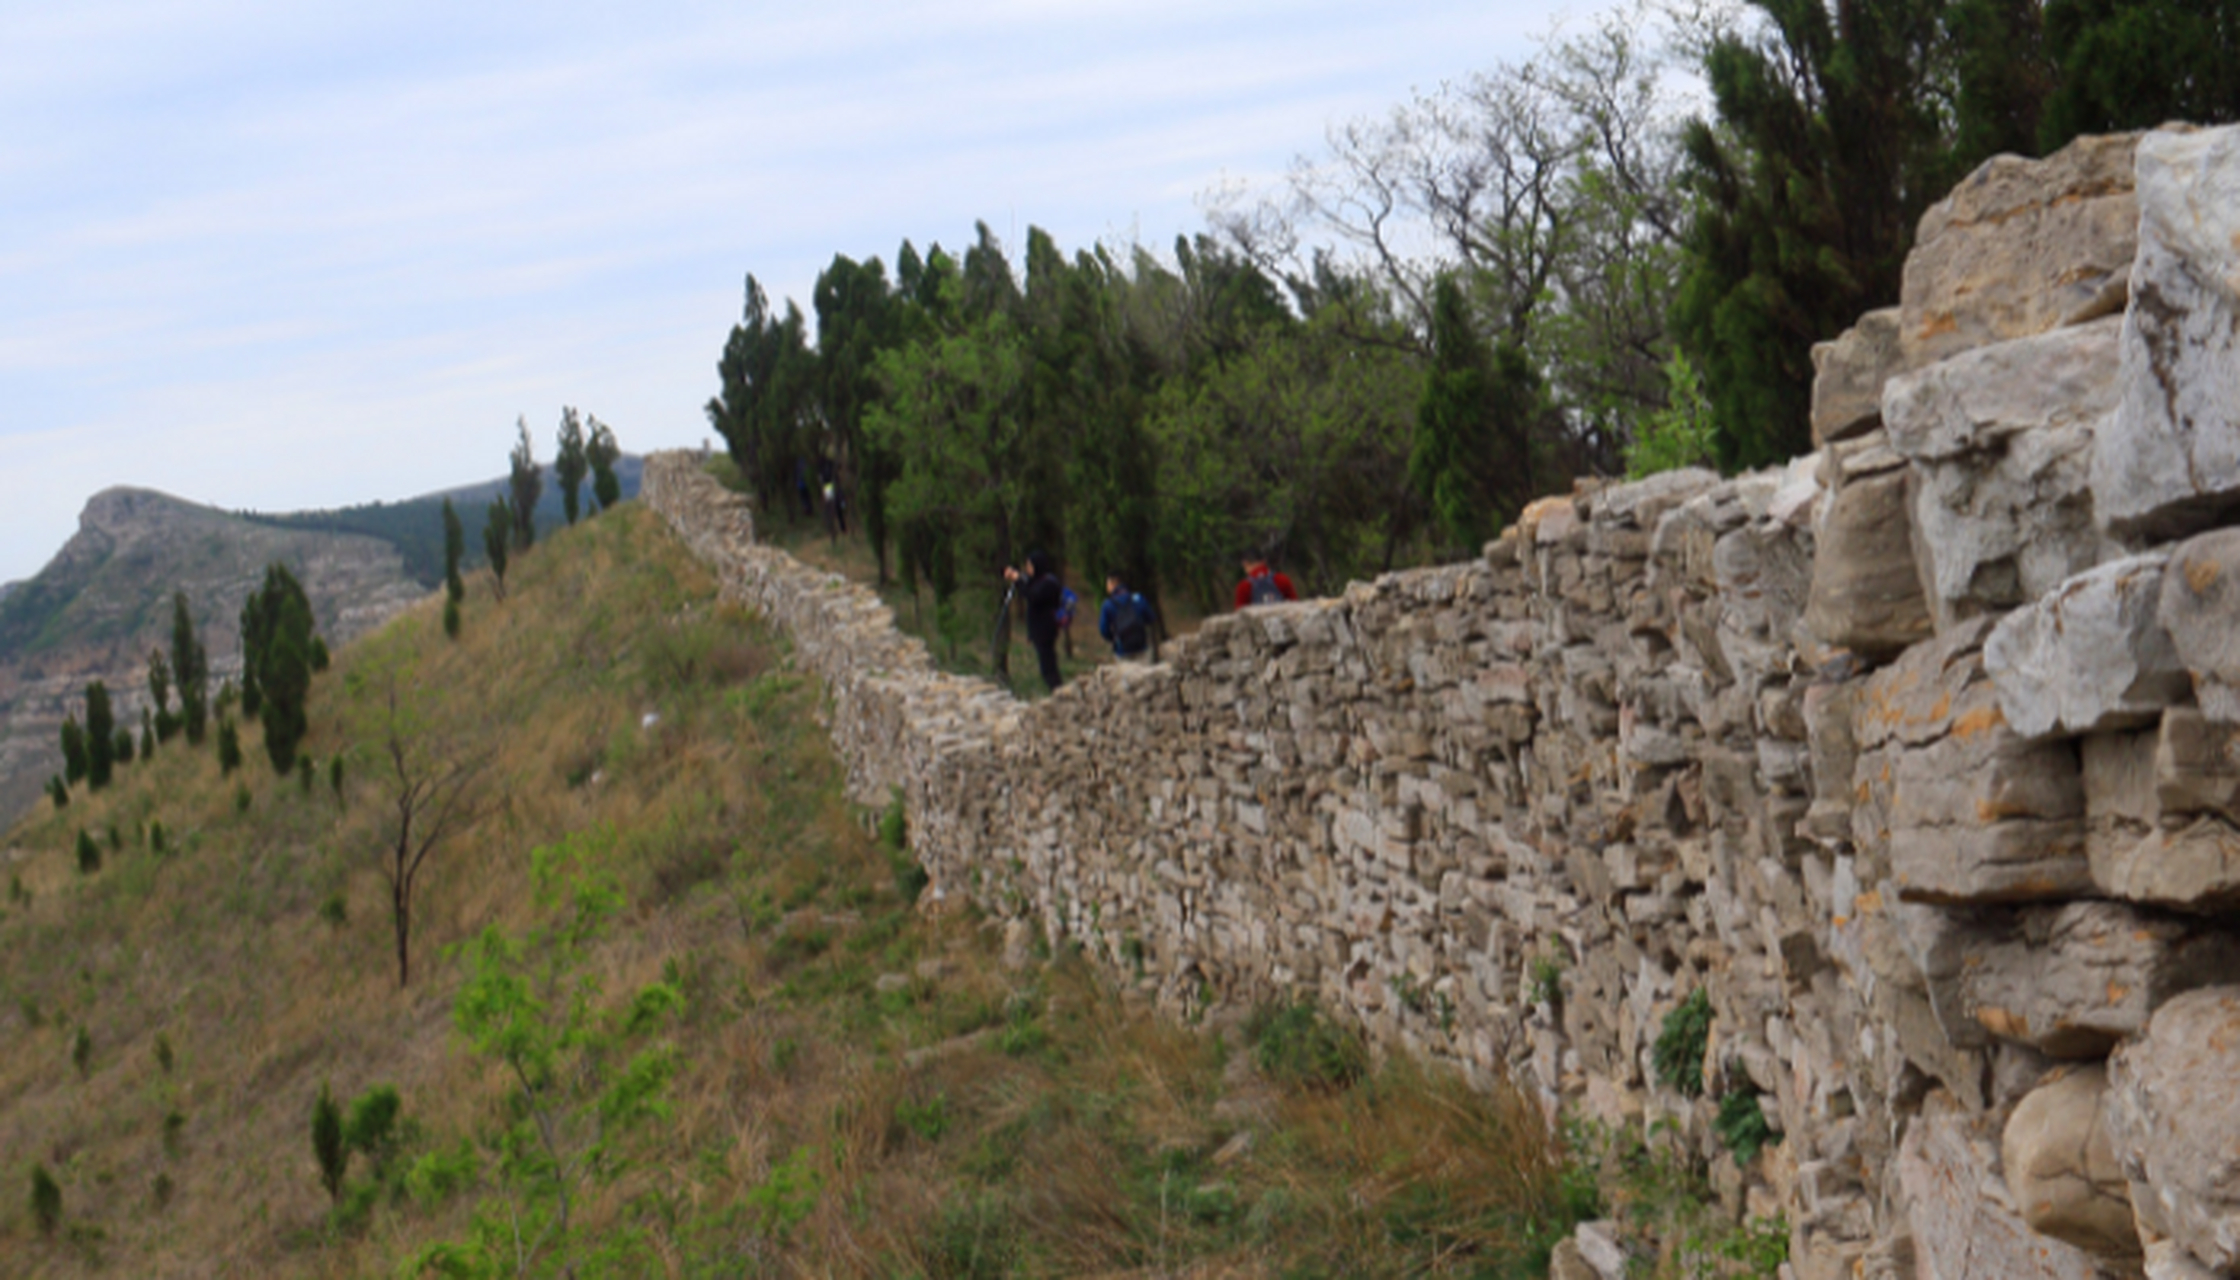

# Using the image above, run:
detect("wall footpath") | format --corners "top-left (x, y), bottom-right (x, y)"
top-left (648, 124), bottom-right (2240, 1280)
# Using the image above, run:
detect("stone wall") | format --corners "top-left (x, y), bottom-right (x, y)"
top-left (645, 124), bottom-right (2240, 1280)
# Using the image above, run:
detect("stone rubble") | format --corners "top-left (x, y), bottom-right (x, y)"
top-left (645, 122), bottom-right (2240, 1279)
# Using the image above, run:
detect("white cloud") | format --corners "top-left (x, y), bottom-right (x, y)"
top-left (0, 0), bottom-right (1590, 583)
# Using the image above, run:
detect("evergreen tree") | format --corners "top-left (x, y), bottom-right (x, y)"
top-left (442, 498), bottom-right (465, 608)
top-left (147, 648), bottom-right (176, 742)
top-left (554, 407), bottom-right (590, 526)
top-left (587, 417), bottom-right (622, 512)
top-left (113, 725), bottom-right (134, 766)
top-left (172, 591), bottom-right (209, 746)
top-left (1411, 275), bottom-right (1545, 554)
top-left (218, 718), bottom-right (243, 775)
top-left (59, 715), bottom-right (87, 786)
top-left (706, 274), bottom-right (817, 517)
top-left (2041, 0), bottom-right (2240, 148)
top-left (312, 1082), bottom-right (349, 1203)
top-left (509, 418), bottom-right (542, 551)
top-left (240, 564), bottom-right (316, 776)
top-left (483, 499), bottom-right (511, 601)
top-left (1674, 0), bottom-right (1967, 468)
top-left (84, 681), bottom-right (115, 791)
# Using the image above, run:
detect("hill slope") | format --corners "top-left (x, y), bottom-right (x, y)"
top-left (0, 500), bottom-right (1577, 1279)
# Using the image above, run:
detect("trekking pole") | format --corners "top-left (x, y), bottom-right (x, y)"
top-left (989, 579), bottom-right (1019, 689)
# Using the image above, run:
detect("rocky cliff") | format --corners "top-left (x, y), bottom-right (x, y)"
top-left (0, 488), bottom-right (426, 819)
top-left (645, 124), bottom-right (2240, 1280)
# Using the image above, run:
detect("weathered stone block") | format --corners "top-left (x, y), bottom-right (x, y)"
top-left (1806, 435), bottom-right (1933, 662)
top-left (2106, 987), bottom-right (2240, 1275)
top-left (2003, 1065), bottom-right (2141, 1263)
top-left (1901, 130), bottom-right (2139, 369)
top-left (2158, 528), bottom-right (2240, 723)
top-left (1886, 318), bottom-right (2123, 632)
top-left (1853, 620), bottom-right (2088, 903)
top-left (1812, 307), bottom-right (1905, 447)
top-left (1899, 1095), bottom-right (2117, 1280)
top-left (1985, 551), bottom-right (2186, 739)
top-left (1956, 901), bottom-right (2240, 1059)
top-left (2095, 125), bottom-right (2240, 540)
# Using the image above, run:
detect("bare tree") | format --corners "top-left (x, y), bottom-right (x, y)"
top-left (369, 679), bottom-right (487, 986)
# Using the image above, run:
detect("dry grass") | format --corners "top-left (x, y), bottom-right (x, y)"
top-left (0, 498), bottom-right (1579, 1279)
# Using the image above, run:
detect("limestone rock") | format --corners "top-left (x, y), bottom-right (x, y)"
top-left (1806, 432), bottom-right (1933, 661)
top-left (1813, 307), bottom-right (1905, 446)
top-left (1985, 552), bottom-right (2186, 739)
top-left (1853, 620), bottom-right (2089, 903)
top-left (2003, 1066), bottom-right (2140, 1261)
top-left (2106, 987), bottom-right (2240, 1274)
top-left (1899, 1095), bottom-right (2118, 1280)
top-left (2158, 528), bottom-right (2240, 723)
top-left (2094, 125), bottom-right (2240, 540)
top-left (1901, 131), bottom-right (2139, 369)
top-left (1886, 318), bottom-right (2124, 631)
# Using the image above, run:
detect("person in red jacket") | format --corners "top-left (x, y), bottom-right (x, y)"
top-left (1235, 558), bottom-right (1298, 609)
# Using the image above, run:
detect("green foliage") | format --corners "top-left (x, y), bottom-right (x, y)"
top-left (72, 1026), bottom-right (92, 1079)
top-left (217, 718), bottom-right (243, 775)
top-left (312, 1081), bottom-right (349, 1203)
top-left (47, 775), bottom-right (68, 810)
top-left (744, 1145), bottom-right (824, 1239)
top-left (1529, 953), bottom-right (1565, 1008)
top-left (587, 417), bottom-right (623, 514)
top-left (2042, 0), bottom-right (2240, 148)
top-left (509, 417), bottom-right (543, 551)
top-left (319, 894), bottom-right (348, 927)
top-left (1245, 999), bottom-right (1367, 1090)
top-left (442, 595), bottom-right (460, 640)
top-left (345, 1084), bottom-right (404, 1180)
top-left (154, 1034), bottom-right (174, 1075)
top-left (1654, 987), bottom-right (1713, 1097)
top-left (877, 792), bottom-right (927, 904)
top-left (172, 591), bottom-right (210, 746)
top-left (426, 826), bottom-right (682, 1276)
top-left (330, 753), bottom-right (346, 804)
top-left (441, 497), bottom-right (466, 607)
top-left (30, 1163), bottom-right (61, 1237)
top-left (1715, 1090), bottom-right (1778, 1166)
top-left (111, 724), bottom-right (134, 766)
top-left (1412, 276), bottom-right (1545, 551)
top-left (149, 820), bottom-right (167, 855)
top-left (895, 1093), bottom-right (949, 1143)
top-left (482, 498), bottom-right (511, 600)
top-left (240, 562), bottom-right (317, 775)
top-left (1625, 349), bottom-right (1719, 478)
top-left (233, 781), bottom-right (252, 813)
top-left (75, 828), bottom-right (100, 875)
top-left (554, 407), bottom-right (590, 527)
top-left (85, 680), bottom-right (115, 790)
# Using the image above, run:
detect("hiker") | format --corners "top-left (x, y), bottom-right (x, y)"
top-left (1098, 576), bottom-right (1157, 662)
top-left (1234, 558), bottom-right (1297, 609)
top-left (1003, 552), bottom-right (1066, 693)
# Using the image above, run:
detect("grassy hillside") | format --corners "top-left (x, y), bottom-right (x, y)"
top-left (0, 500), bottom-right (1611, 1278)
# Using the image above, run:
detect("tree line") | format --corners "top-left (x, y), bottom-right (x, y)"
top-left (705, 0), bottom-right (2236, 619)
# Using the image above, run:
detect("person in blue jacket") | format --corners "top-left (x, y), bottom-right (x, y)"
top-left (1097, 575), bottom-right (1158, 662)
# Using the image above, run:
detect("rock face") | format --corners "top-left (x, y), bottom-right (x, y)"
top-left (641, 120), bottom-right (2240, 1280)
top-left (0, 487), bottom-right (428, 821)
top-left (2095, 127), bottom-right (2240, 540)
top-left (2107, 988), bottom-right (2240, 1274)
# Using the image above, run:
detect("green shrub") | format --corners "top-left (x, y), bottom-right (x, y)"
top-left (318, 894), bottom-right (348, 928)
top-left (443, 596), bottom-right (461, 640)
top-left (297, 755), bottom-right (315, 794)
top-left (148, 820), bottom-right (167, 855)
top-left (312, 1081), bottom-right (348, 1203)
top-left (345, 1084), bottom-right (403, 1180)
top-left (163, 1109), bottom-right (186, 1156)
top-left (47, 776), bottom-right (67, 810)
top-left (1653, 988), bottom-right (1712, 1097)
top-left (154, 1034), bottom-right (174, 1075)
top-left (217, 718), bottom-right (243, 775)
top-left (1714, 1090), bottom-right (1777, 1166)
top-left (29, 1163), bottom-right (61, 1236)
top-left (1246, 999), bottom-right (1367, 1090)
top-left (71, 1027), bottom-right (91, 1079)
top-left (75, 829), bottom-right (100, 875)
top-left (233, 782), bottom-right (252, 813)
top-left (1625, 350), bottom-right (1718, 479)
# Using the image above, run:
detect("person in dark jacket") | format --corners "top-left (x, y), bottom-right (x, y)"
top-left (1004, 551), bottom-right (1066, 692)
top-left (1097, 576), bottom-right (1157, 661)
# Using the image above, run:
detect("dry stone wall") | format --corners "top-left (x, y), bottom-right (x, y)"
top-left (647, 123), bottom-right (2240, 1280)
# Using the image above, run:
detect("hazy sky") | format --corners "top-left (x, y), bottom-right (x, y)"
top-left (0, 1), bottom-right (1594, 584)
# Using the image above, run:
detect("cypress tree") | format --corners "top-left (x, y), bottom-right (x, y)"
top-left (59, 715), bottom-right (87, 785)
top-left (555, 407), bottom-right (589, 526)
top-left (311, 1082), bottom-right (348, 1203)
top-left (172, 591), bottom-right (209, 746)
top-left (84, 681), bottom-right (115, 790)
top-left (483, 499), bottom-right (511, 600)
top-left (509, 418), bottom-right (542, 551)
top-left (588, 417), bottom-right (622, 513)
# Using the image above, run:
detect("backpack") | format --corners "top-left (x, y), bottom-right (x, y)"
top-left (1248, 572), bottom-right (1285, 606)
top-left (1056, 586), bottom-right (1078, 630)
top-left (1109, 594), bottom-right (1149, 654)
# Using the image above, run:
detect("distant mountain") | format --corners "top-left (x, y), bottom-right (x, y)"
top-left (240, 455), bottom-right (644, 588)
top-left (0, 460), bottom-right (641, 822)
